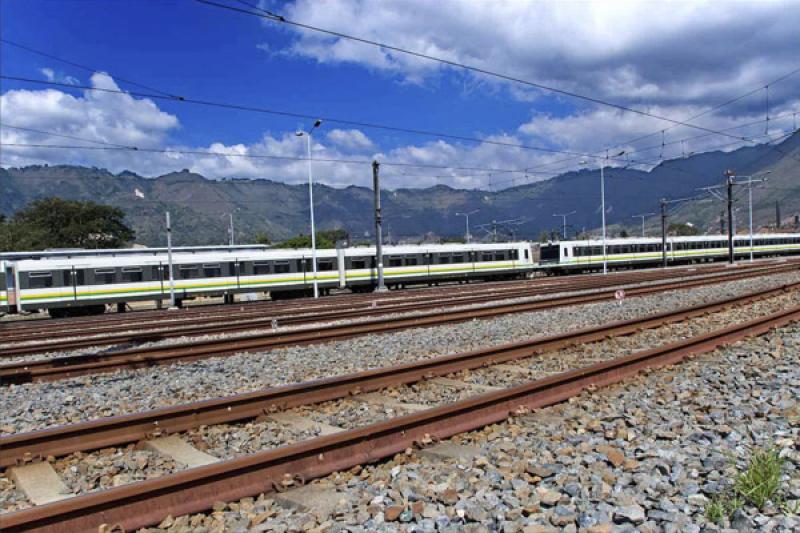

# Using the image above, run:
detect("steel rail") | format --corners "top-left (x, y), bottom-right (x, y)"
top-left (0, 270), bottom-right (675, 344)
top-left (1, 279), bottom-right (796, 468)
top-left (0, 259), bottom-right (779, 338)
top-left (2, 263), bottom-right (797, 384)
top-left (2, 300), bottom-right (797, 532)
top-left (0, 261), bottom-right (759, 342)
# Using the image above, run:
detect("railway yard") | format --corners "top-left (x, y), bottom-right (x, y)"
top-left (1, 260), bottom-right (800, 532)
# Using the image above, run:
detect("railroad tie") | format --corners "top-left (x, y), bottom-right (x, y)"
top-left (265, 412), bottom-right (344, 436)
top-left (493, 364), bottom-right (533, 374)
top-left (8, 462), bottom-right (73, 505)
top-left (354, 392), bottom-right (430, 412)
top-left (429, 377), bottom-right (502, 392)
top-left (143, 436), bottom-right (220, 468)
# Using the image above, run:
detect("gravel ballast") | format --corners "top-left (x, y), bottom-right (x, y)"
top-left (135, 316), bottom-right (800, 532)
top-left (3, 271), bottom-right (800, 435)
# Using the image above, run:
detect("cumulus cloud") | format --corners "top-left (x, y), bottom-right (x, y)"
top-left (39, 67), bottom-right (79, 86)
top-left (277, 0), bottom-right (800, 112)
top-left (326, 128), bottom-right (375, 151)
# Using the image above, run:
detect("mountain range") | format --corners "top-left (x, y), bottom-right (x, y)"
top-left (2, 131), bottom-right (799, 247)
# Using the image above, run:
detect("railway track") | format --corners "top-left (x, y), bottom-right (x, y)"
top-left (0, 261), bottom-right (792, 355)
top-left (1, 279), bottom-right (798, 532)
top-left (1, 262), bottom-right (796, 383)
top-left (0, 259), bottom-right (786, 342)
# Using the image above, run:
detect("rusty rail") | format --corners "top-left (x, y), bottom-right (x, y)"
top-left (0, 261), bottom-right (772, 349)
top-left (1, 279), bottom-right (797, 468)
top-left (2, 296), bottom-right (797, 532)
top-left (2, 263), bottom-right (796, 384)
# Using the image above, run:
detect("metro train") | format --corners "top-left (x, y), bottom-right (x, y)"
top-left (540, 233), bottom-right (800, 273)
top-left (0, 242), bottom-right (534, 317)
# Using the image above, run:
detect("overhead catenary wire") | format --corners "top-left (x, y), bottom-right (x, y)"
top-left (0, 74), bottom-right (632, 165)
top-left (194, 0), bottom-right (755, 143)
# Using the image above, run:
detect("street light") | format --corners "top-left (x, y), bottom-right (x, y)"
top-left (296, 119), bottom-right (323, 298)
top-left (552, 211), bottom-right (576, 239)
top-left (456, 210), bottom-right (479, 243)
top-left (583, 151), bottom-right (625, 274)
top-left (729, 170), bottom-right (771, 262)
top-left (631, 213), bottom-right (655, 238)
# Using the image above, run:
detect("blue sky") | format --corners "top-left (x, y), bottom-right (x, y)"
top-left (2, 0), bottom-right (799, 189)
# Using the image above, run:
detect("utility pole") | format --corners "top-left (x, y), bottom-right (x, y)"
top-left (776, 200), bottom-right (781, 229)
top-left (552, 211), bottom-right (576, 239)
top-left (228, 213), bottom-right (234, 246)
top-left (726, 169), bottom-right (735, 264)
top-left (660, 200), bottom-right (667, 268)
top-left (659, 196), bottom-right (697, 268)
top-left (456, 210), bottom-right (479, 243)
top-left (372, 160), bottom-right (386, 292)
top-left (632, 212), bottom-right (655, 238)
top-left (165, 211), bottom-right (176, 309)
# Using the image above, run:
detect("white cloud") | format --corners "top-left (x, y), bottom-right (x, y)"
top-left (326, 128), bottom-right (375, 151)
top-left (39, 67), bottom-right (79, 86)
top-left (277, 0), bottom-right (800, 111)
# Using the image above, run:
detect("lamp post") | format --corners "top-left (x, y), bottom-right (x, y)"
top-left (599, 150), bottom-right (625, 274)
top-left (727, 170), bottom-right (771, 262)
top-left (631, 213), bottom-right (655, 237)
top-left (456, 210), bottom-right (479, 243)
top-left (552, 211), bottom-right (576, 239)
top-left (296, 119), bottom-right (323, 298)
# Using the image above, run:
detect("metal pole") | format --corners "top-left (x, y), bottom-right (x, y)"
top-left (726, 170), bottom-right (735, 264)
top-left (306, 134), bottom-right (319, 298)
top-left (601, 159), bottom-right (607, 274)
top-left (372, 160), bottom-right (387, 292)
top-left (660, 199), bottom-right (667, 268)
top-left (641, 217), bottom-right (645, 238)
top-left (748, 175), bottom-right (754, 262)
top-left (228, 213), bottom-right (234, 246)
top-left (465, 212), bottom-right (471, 243)
top-left (166, 211), bottom-right (176, 308)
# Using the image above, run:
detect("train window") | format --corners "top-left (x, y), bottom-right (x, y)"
top-left (274, 261), bottom-right (290, 274)
top-left (564, 248), bottom-right (569, 257)
top-left (254, 262), bottom-right (270, 275)
top-left (122, 267), bottom-right (143, 282)
top-left (481, 253), bottom-right (493, 262)
top-left (439, 256), bottom-right (450, 264)
top-left (203, 264), bottom-right (222, 277)
top-left (451, 254), bottom-right (464, 263)
top-left (388, 257), bottom-right (403, 267)
top-left (94, 268), bottom-right (116, 284)
top-left (406, 257), bottom-right (418, 266)
top-left (351, 259), bottom-right (367, 269)
top-left (494, 252), bottom-right (506, 261)
top-left (28, 271), bottom-right (53, 289)
top-left (511, 250), bottom-right (519, 260)
top-left (319, 260), bottom-right (335, 271)
top-left (179, 265), bottom-right (201, 279)
top-left (524, 249), bottom-right (529, 260)
top-left (74, 269), bottom-right (86, 285)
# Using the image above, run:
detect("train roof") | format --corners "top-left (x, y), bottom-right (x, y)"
top-left (546, 233), bottom-right (800, 247)
top-left (10, 242), bottom-right (530, 270)
top-left (0, 245), bottom-right (270, 261)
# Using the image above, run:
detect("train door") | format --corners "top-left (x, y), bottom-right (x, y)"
top-left (5, 263), bottom-right (17, 310)
top-left (70, 266), bottom-right (79, 302)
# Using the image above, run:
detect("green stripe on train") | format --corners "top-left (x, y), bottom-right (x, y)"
top-left (19, 264), bottom-right (527, 303)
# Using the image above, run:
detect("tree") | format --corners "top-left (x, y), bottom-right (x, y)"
top-left (278, 229), bottom-right (348, 249)
top-left (668, 222), bottom-right (700, 236)
top-left (3, 198), bottom-right (134, 251)
top-left (253, 232), bottom-right (271, 245)
top-left (619, 229), bottom-right (629, 238)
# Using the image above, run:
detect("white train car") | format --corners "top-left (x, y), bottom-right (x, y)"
top-left (3, 242), bottom-right (535, 317)
top-left (539, 233), bottom-right (800, 272)
top-left (341, 242), bottom-right (533, 290)
top-left (0, 260), bottom-right (10, 314)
